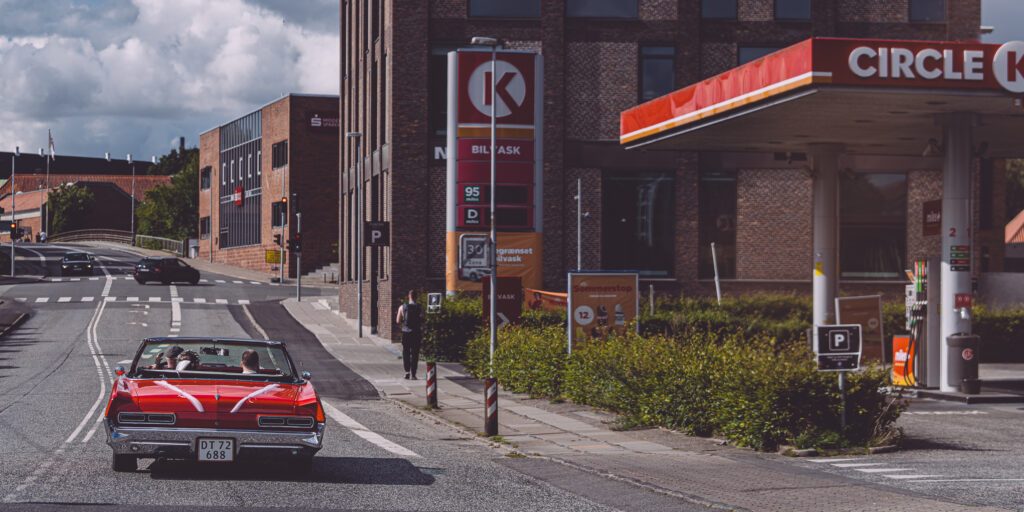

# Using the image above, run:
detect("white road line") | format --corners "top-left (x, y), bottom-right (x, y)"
top-left (171, 298), bottom-right (182, 326)
top-left (199, 279), bottom-right (209, 283)
top-left (249, 281), bottom-right (261, 285)
top-left (242, 305), bottom-right (268, 340)
top-left (89, 277), bottom-right (100, 281)
top-left (232, 280), bottom-right (243, 284)
top-left (322, 401), bottom-right (420, 459)
top-left (908, 479), bottom-right (1024, 483)
top-left (104, 297), bottom-right (117, 302)
top-left (885, 474), bottom-right (945, 480)
top-left (809, 458), bottom-right (859, 463)
top-left (215, 279), bottom-right (226, 284)
top-left (832, 463), bottom-right (884, 468)
top-left (65, 301), bottom-right (109, 444)
top-left (238, 299), bottom-right (250, 305)
top-left (169, 328), bottom-right (180, 333)
top-left (149, 297), bottom-right (161, 302)
top-left (193, 298), bottom-right (207, 304)
top-left (35, 297), bottom-right (49, 303)
top-left (82, 297), bottom-right (94, 302)
top-left (856, 468), bottom-right (914, 474)
top-left (215, 299), bottom-right (228, 304)
top-left (70, 278), bottom-right (80, 282)
top-left (51, 278), bottom-right (63, 283)
top-left (14, 298), bottom-right (26, 302)
top-left (169, 284), bottom-right (179, 299)
top-left (126, 297), bottom-right (139, 302)
top-left (57, 297), bottom-right (72, 303)
top-left (101, 277), bottom-right (113, 297)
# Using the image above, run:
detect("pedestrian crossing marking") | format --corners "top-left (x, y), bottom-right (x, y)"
top-left (215, 280), bottom-right (226, 284)
top-left (105, 297), bottom-right (117, 302)
top-left (238, 299), bottom-right (250, 305)
top-left (232, 280), bottom-right (243, 284)
top-left (7, 296), bottom-right (261, 305)
top-left (70, 278), bottom-right (80, 282)
top-left (215, 299), bottom-right (228, 304)
top-left (82, 297), bottom-right (94, 302)
top-left (89, 277), bottom-right (100, 281)
top-left (148, 297), bottom-right (161, 302)
top-left (193, 298), bottom-right (206, 303)
top-left (35, 298), bottom-right (49, 303)
top-left (126, 297), bottom-right (139, 302)
top-left (57, 297), bottom-right (72, 303)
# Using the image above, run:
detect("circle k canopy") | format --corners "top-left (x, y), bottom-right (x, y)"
top-left (620, 37), bottom-right (1024, 157)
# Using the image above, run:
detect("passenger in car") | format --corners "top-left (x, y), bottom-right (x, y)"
top-left (240, 350), bottom-right (260, 374)
top-left (176, 350), bottom-right (200, 371)
top-left (150, 346), bottom-right (184, 369)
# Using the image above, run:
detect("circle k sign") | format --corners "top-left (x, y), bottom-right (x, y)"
top-left (994, 41), bottom-right (1024, 93)
top-left (468, 60), bottom-right (527, 118)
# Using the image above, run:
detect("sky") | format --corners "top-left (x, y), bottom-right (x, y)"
top-left (0, 0), bottom-right (339, 159)
top-left (0, 1), bottom-right (1021, 160)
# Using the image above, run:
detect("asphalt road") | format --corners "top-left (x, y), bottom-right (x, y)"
top-left (0, 243), bottom-right (634, 512)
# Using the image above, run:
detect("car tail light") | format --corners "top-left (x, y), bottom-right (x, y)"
top-left (117, 412), bottom-right (176, 425)
top-left (258, 415), bottom-right (314, 428)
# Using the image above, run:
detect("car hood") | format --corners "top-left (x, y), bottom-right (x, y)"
top-left (129, 379), bottom-right (301, 415)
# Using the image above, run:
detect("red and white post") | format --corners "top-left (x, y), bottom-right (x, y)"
top-left (484, 377), bottom-right (498, 436)
top-left (425, 362), bottom-right (438, 408)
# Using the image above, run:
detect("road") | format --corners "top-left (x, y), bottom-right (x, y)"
top-left (0, 243), bottom-right (680, 512)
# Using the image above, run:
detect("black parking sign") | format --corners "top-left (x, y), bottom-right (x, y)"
top-left (815, 324), bottom-right (863, 371)
top-left (365, 221), bottom-right (390, 247)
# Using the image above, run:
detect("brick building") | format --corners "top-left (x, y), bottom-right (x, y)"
top-left (197, 94), bottom-right (340, 278)
top-left (341, 0), bottom-right (994, 339)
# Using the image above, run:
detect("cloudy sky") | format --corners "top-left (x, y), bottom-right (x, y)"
top-left (0, 0), bottom-right (338, 159)
top-left (1, 1), bottom-right (1022, 160)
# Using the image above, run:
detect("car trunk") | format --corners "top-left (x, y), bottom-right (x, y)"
top-left (129, 379), bottom-right (301, 429)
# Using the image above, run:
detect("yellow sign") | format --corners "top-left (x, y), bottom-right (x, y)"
top-left (446, 231), bottom-right (542, 292)
top-left (265, 249), bottom-right (283, 264)
top-left (814, 261), bottom-right (824, 277)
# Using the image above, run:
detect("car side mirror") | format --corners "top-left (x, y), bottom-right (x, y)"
top-left (115, 366), bottom-right (125, 376)
top-left (301, 371), bottom-right (312, 380)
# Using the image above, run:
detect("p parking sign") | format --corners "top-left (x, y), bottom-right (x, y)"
top-left (815, 324), bottom-right (863, 371)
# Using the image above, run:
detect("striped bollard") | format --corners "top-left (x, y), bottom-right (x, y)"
top-left (484, 377), bottom-right (498, 436)
top-left (425, 362), bottom-right (438, 408)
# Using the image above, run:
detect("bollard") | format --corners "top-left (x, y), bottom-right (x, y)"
top-left (484, 377), bottom-right (498, 436)
top-left (425, 362), bottom-right (438, 408)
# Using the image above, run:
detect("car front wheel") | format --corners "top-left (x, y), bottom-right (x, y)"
top-left (112, 454), bottom-right (137, 472)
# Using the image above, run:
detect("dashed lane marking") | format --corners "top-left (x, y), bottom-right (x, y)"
top-left (148, 297), bottom-right (161, 302)
top-left (193, 298), bottom-right (207, 303)
top-left (232, 280), bottom-right (243, 284)
top-left (809, 458), bottom-right (859, 463)
top-left (885, 474), bottom-right (945, 480)
top-left (856, 468), bottom-right (914, 474)
top-left (832, 463), bottom-right (886, 468)
top-left (215, 299), bottom-right (228, 304)
top-left (126, 297), bottom-right (139, 302)
top-left (215, 280), bottom-right (226, 284)
top-left (35, 298), bottom-right (49, 303)
top-left (82, 296), bottom-right (94, 302)
top-left (322, 400), bottom-right (420, 459)
top-left (238, 299), bottom-right (250, 305)
top-left (57, 297), bottom-right (71, 303)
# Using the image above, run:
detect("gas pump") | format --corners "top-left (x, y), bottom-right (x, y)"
top-left (898, 258), bottom-right (941, 388)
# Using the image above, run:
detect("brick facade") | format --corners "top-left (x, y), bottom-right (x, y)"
top-left (197, 94), bottom-right (339, 278)
top-left (343, 0), bottom-right (986, 340)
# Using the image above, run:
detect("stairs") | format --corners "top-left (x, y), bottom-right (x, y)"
top-left (305, 263), bottom-right (340, 284)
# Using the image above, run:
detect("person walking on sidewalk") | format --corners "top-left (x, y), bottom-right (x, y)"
top-left (395, 290), bottom-right (423, 380)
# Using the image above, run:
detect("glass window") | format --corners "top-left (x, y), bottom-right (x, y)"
top-left (230, 160), bottom-right (234, 183)
top-left (271, 201), bottom-right (288, 227)
top-left (272, 140), bottom-right (289, 169)
top-left (199, 217), bottom-right (211, 239)
top-left (640, 46), bottom-right (675, 102)
top-left (601, 172), bottom-right (675, 276)
top-left (775, 0), bottom-right (811, 20)
top-left (840, 173), bottom-right (907, 279)
top-left (910, 0), bottom-right (946, 21)
top-left (221, 163), bottom-right (226, 185)
top-left (702, 0), bottom-right (737, 19)
top-left (738, 46), bottom-right (783, 64)
top-left (698, 170), bottom-right (736, 279)
top-left (469, 0), bottom-right (541, 17)
top-left (200, 166), bottom-right (211, 190)
top-left (567, 0), bottom-right (638, 18)
top-left (257, 150), bottom-right (262, 175)
top-left (247, 154), bottom-right (252, 178)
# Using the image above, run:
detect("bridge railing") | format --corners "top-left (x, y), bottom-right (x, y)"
top-left (134, 235), bottom-right (183, 256)
top-left (47, 230), bottom-right (183, 256)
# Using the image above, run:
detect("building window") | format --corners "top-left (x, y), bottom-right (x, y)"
top-left (567, 0), bottom-right (638, 18)
top-left (200, 166), bottom-right (211, 190)
top-left (739, 46), bottom-right (783, 64)
top-left (230, 160), bottom-right (235, 183)
top-left (698, 170), bottom-right (736, 279)
top-left (199, 216), bottom-right (211, 240)
top-left (272, 140), bottom-right (289, 169)
top-left (702, 0), bottom-right (737, 19)
top-left (271, 201), bottom-right (288, 227)
top-left (640, 46), bottom-right (675, 102)
top-left (221, 163), bottom-right (226, 185)
top-left (469, 0), bottom-right (541, 17)
top-left (602, 171), bottom-right (675, 276)
top-left (247, 154), bottom-right (252, 178)
top-left (775, 0), bottom-right (811, 20)
top-left (257, 150), bottom-right (262, 175)
top-left (840, 173), bottom-right (907, 279)
top-left (910, 0), bottom-right (946, 22)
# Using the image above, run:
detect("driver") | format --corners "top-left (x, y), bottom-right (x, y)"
top-left (240, 350), bottom-right (261, 374)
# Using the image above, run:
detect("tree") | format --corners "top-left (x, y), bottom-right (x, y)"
top-left (49, 184), bottom-right (95, 234)
top-left (135, 148), bottom-right (199, 240)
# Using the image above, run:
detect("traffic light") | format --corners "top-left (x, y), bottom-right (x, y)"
top-left (290, 192), bottom-right (300, 214)
top-left (8, 222), bottom-right (16, 237)
top-left (289, 233), bottom-right (302, 253)
top-left (273, 234), bottom-right (282, 247)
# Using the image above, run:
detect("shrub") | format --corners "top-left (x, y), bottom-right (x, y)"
top-left (422, 293), bottom-right (482, 362)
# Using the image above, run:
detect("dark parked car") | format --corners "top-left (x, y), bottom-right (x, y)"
top-left (61, 252), bottom-right (95, 276)
top-left (134, 257), bottom-right (200, 285)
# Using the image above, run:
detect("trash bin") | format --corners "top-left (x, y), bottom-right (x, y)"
top-left (946, 334), bottom-right (980, 393)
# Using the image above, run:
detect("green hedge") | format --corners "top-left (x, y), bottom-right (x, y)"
top-left (467, 327), bottom-right (903, 451)
top-left (422, 294), bottom-right (481, 362)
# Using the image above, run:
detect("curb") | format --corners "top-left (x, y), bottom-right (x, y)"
top-left (0, 312), bottom-right (29, 339)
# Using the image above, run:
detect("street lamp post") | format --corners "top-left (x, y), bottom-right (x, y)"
top-left (346, 132), bottom-right (364, 338)
top-left (128, 153), bottom-right (135, 245)
top-left (10, 147), bottom-right (18, 277)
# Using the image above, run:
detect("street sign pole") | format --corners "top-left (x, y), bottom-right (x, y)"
top-left (838, 371), bottom-right (847, 430)
top-left (296, 212), bottom-right (302, 302)
top-left (10, 147), bottom-right (16, 277)
top-left (488, 45), bottom-right (498, 381)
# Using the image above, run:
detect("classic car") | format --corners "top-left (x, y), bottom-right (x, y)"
top-left (104, 337), bottom-right (325, 473)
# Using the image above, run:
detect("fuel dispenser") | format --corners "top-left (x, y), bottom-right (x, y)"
top-left (898, 258), bottom-right (942, 388)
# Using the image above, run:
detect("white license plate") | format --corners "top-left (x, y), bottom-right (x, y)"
top-left (197, 438), bottom-right (234, 462)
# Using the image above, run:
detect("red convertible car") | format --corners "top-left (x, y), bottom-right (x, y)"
top-left (104, 337), bottom-right (325, 473)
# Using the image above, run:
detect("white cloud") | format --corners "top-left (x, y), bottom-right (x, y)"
top-left (0, 0), bottom-right (339, 158)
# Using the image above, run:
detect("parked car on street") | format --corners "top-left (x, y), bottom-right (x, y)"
top-left (60, 252), bottom-right (95, 276)
top-left (104, 337), bottom-right (325, 473)
top-left (134, 257), bottom-right (200, 285)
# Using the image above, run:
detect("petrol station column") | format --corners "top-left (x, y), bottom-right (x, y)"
top-left (809, 144), bottom-right (844, 327)
top-left (939, 112), bottom-right (975, 392)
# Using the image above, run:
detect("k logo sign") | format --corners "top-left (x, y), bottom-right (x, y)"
top-left (468, 60), bottom-right (527, 118)
top-left (995, 41), bottom-right (1024, 93)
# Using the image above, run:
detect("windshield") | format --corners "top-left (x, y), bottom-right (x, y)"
top-left (64, 253), bottom-right (89, 262)
top-left (132, 340), bottom-right (297, 381)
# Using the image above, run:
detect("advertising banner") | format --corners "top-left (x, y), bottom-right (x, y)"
top-left (525, 288), bottom-right (568, 312)
top-left (567, 273), bottom-right (639, 350)
top-left (445, 231), bottom-right (542, 292)
top-left (892, 335), bottom-right (916, 387)
top-left (835, 295), bottom-right (884, 362)
top-left (482, 276), bottom-right (523, 328)
top-left (446, 49), bottom-right (543, 295)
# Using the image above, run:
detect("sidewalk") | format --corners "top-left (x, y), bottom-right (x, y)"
top-left (75, 241), bottom-right (337, 289)
top-left (284, 297), bottom-right (1003, 512)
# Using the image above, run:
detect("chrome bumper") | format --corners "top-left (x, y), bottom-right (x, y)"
top-left (105, 420), bottom-right (324, 457)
